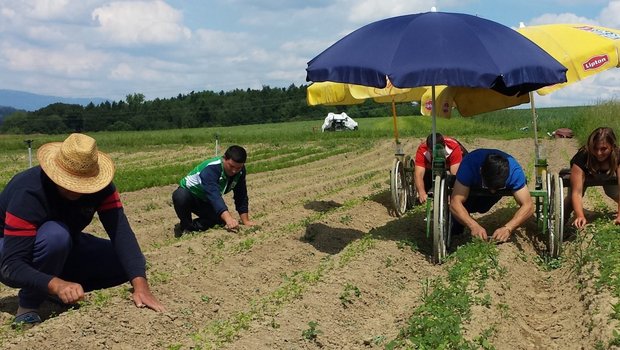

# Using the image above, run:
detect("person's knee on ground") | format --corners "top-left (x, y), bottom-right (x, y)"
top-left (16, 221), bottom-right (72, 318)
top-left (172, 186), bottom-right (195, 230)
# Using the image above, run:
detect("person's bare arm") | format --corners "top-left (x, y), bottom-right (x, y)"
top-left (491, 187), bottom-right (534, 242)
top-left (570, 164), bottom-right (587, 228)
top-left (450, 180), bottom-right (487, 240)
top-left (449, 162), bottom-right (460, 175)
top-left (414, 165), bottom-right (428, 203)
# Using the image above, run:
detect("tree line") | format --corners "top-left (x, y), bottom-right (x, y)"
top-left (0, 85), bottom-right (421, 134)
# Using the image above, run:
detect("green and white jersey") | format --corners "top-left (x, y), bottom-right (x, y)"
top-left (179, 156), bottom-right (247, 215)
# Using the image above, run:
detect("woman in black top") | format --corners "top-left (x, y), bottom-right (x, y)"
top-left (566, 127), bottom-right (620, 229)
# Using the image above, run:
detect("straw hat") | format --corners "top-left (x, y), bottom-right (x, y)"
top-left (37, 133), bottom-right (115, 194)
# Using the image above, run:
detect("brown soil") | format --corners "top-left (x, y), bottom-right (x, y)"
top-left (1, 137), bottom-right (618, 349)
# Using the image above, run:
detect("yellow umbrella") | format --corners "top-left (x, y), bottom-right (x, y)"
top-left (516, 23), bottom-right (620, 160)
top-left (308, 82), bottom-right (530, 118)
top-left (518, 23), bottom-right (620, 95)
top-left (423, 24), bottom-right (620, 118)
top-left (418, 86), bottom-right (530, 118)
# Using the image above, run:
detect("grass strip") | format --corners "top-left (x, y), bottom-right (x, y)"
top-left (579, 220), bottom-right (620, 347)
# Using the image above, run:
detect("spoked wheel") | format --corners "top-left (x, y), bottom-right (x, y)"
top-left (390, 158), bottom-right (407, 217)
top-left (432, 174), bottom-right (449, 264)
top-left (404, 155), bottom-right (417, 209)
top-left (547, 172), bottom-right (564, 257)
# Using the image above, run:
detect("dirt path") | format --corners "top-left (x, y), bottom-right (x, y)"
top-left (1, 137), bottom-right (616, 349)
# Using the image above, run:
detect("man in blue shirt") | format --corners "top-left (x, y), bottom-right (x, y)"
top-left (450, 149), bottom-right (534, 242)
top-left (172, 145), bottom-right (255, 237)
top-left (0, 134), bottom-right (164, 326)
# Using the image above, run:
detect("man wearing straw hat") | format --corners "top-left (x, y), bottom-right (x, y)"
top-left (0, 133), bottom-right (165, 326)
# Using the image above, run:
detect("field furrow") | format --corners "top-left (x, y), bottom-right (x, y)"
top-left (3, 137), bottom-right (620, 350)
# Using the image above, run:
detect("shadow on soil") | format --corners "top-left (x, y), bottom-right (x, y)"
top-left (0, 296), bottom-right (73, 322)
top-left (300, 192), bottom-right (593, 262)
top-left (304, 200), bottom-right (342, 213)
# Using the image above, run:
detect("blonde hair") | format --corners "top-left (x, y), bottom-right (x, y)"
top-left (583, 127), bottom-right (619, 175)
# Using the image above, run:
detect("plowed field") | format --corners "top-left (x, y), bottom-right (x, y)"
top-left (1, 137), bottom-right (618, 349)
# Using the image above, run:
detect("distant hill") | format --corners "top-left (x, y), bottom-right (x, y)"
top-left (0, 105), bottom-right (21, 124)
top-left (0, 89), bottom-right (110, 111)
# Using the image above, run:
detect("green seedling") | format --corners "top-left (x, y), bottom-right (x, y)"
top-left (302, 321), bottom-right (322, 341)
top-left (339, 283), bottom-right (361, 307)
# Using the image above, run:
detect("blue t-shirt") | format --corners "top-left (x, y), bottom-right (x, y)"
top-left (456, 149), bottom-right (526, 191)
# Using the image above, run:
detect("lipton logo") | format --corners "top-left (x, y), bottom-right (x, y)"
top-left (583, 55), bottom-right (609, 70)
top-left (442, 102), bottom-right (450, 114)
top-left (425, 100), bottom-right (433, 111)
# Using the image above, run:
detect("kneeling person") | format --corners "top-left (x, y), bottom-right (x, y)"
top-left (414, 133), bottom-right (467, 203)
top-left (450, 149), bottom-right (534, 242)
top-left (172, 145), bottom-right (255, 236)
top-left (0, 133), bottom-right (165, 326)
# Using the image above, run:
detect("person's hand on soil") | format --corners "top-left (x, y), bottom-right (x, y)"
top-left (242, 220), bottom-right (256, 227)
top-left (418, 191), bottom-right (427, 204)
top-left (48, 277), bottom-right (85, 304)
top-left (225, 218), bottom-right (240, 232)
top-left (132, 289), bottom-right (165, 312)
top-left (131, 277), bottom-right (165, 312)
top-left (573, 216), bottom-right (587, 229)
top-left (491, 226), bottom-right (512, 242)
top-left (469, 224), bottom-right (488, 241)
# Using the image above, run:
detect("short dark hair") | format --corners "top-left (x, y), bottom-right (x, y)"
top-left (426, 133), bottom-right (445, 151)
top-left (481, 153), bottom-right (509, 190)
top-left (224, 145), bottom-right (247, 163)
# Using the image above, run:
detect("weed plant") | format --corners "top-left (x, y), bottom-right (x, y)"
top-left (302, 321), bottom-right (322, 341)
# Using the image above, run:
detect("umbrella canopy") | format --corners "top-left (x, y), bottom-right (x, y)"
top-left (306, 81), bottom-right (425, 106)
top-left (517, 23), bottom-right (620, 95)
top-left (307, 81), bottom-right (530, 118)
top-left (306, 11), bottom-right (567, 96)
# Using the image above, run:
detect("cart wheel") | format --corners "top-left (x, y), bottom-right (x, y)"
top-left (404, 155), bottom-right (417, 209)
top-left (390, 158), bottom-right (407, 217)
top-left (432, 175), bottom-right (449, 264)
top-left (548, 172), bottom-right (564, 257)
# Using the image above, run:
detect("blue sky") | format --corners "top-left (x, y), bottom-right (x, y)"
top-left (0, 0), bottom-right (619, 108)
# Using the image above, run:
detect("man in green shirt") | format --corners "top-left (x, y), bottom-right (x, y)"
top-left (172, 145), bottom-right (254, 237)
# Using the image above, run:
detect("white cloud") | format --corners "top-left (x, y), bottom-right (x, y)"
top-left (29, 0), bottom-right (71, 19)
top-left (528, 12), bottom-right (594, 26)
top-left (598, 0), bottom-right (620, 27)
top-left (1, 0), bottom-right (105, 21)
top-left (534, 69), bottom-right (620, 108)
top-left (109, 62), bottom-right (135, 80)
top-left (26, 25), bottom-right (67, 41)
top-left (194, 29), bottom-right (250, 56)
top-left (1, 7), bottom-right (16, 18)
top-left (346, 0), bottom-right (435, 24)
top-left (92, 0), bottom-right (191, 46)
top-left (2, 43), bottom-right (108, 77)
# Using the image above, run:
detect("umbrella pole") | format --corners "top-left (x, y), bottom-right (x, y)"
top-left (530, 91), bottom-right (547, 190)
top-left (392, 99), bottom-right (403, 155)
top-left (432, 86), bottom-right (436, 148)
top-left (431, 85), bottom-right (441, 178)
top-left (530, 92), bottom-right (540, 160)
